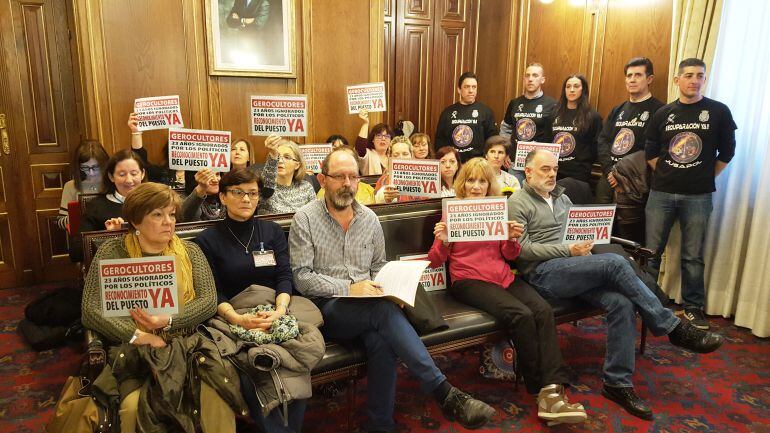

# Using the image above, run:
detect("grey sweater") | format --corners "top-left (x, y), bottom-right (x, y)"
top-left (507, 181), bottom-right (572, 276)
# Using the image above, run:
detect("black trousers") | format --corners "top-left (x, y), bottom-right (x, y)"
top-left (449, 278), bottom-right (570, 394)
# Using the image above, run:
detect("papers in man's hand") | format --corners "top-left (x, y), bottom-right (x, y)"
top-left (335, 260), bottom-right (430, 307)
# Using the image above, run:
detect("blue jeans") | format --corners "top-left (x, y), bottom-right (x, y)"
top-left (239, 371), bottom-right (307, 433)
top-left (318, 298), bottom-right (446, 432)
top-left (645, 190), bottom-right (713, 309)
top-left (526, 253), bottom-right (680, 387)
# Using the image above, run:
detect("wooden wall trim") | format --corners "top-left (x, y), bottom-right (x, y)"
top-left (369, 0), bottom-right (385, 126)
top-left (301, 0), bottom-right (313, 138)
top-left (512, 0), bottom-right (530, 98)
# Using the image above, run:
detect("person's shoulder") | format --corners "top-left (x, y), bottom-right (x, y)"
top-left (257, 217), bottom-right (284, 234)
top-left (294, 199), bottom-right (321, 219)
top-left (182, 238), bottom-right (205, 256)
top-left (542, 94), bottom-right (558, 105)
top-left (703, 97), bottom-right (732, 113)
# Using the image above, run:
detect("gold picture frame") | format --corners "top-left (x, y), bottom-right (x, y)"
top-left (205, 0), bottom-right (297, 78)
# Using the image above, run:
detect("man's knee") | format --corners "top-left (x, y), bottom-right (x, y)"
top-left (602, 292), bottom-right (635, 315)
top-left (370, 299), bottom-right (404, 323)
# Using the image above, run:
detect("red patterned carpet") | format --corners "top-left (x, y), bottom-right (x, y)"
top-left (2, 285), bottom-right (769, 433)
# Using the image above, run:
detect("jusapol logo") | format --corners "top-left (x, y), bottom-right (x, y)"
top-left (516, 118), bottom-right (536, 141)
top-left (669, 132), bottom-right (702, 164)
top-left (554, 132), bottom-right (576, 157)
top-left (452, 125), bottom-right (473, 147)
top-left (536, 104), bottom-right (543, 113)
top-left (699, 110), bottom-right (710, 122)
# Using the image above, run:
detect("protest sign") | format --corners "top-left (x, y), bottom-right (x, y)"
top-left (299, 144), bottom-right (332, 173)
top-left (99, 256), bottom-right (179, 318)
top-left (561, 205), bottom-right (616, 244)
top-left (391, 159), bottom-right (441, 198)
top-left (443, 197), bottom-right (508, 242)
top-left (133, 95), bottom-right (184, 131)
top-left (399, 253), bottom-right (446, 292)
top-left (512, 141), bottom-right (562, 171)
top-left (346, 82), bottom-right (387, 114)
top-left (250, 95), bottom-right (307, 137)
top-left (168, 128), bottom-right (231, 172)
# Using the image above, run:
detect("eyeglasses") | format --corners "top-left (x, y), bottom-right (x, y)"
top-left (374, 133), bottom-right (391, 140)
top-left (80, 165), bottom-right (100, 173)
top-left (278, 154), bottom-right (299, 163)
top-left (228, 189), bottom-right (260, 200)
top-left (323, 173), bottom-right (361, 183)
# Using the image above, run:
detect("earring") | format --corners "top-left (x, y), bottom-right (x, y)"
top-left (135, 230), bottom-right (140, 236)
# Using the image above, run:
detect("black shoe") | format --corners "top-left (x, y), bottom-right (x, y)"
top-left (668, 320), bottom-right (723, 354)
top-left (683, 307), bottom-right (710, 330)
top-left (601, 385), bottom-right (653, 420)
top-left (440, 387), bottom-right (496, 429)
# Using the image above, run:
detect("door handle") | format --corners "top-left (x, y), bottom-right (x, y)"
top-left (0, 114), bottom-right (9, 155)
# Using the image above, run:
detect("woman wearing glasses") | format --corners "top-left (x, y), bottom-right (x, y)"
top-left (195, 168), bottom-right (313, 433)
top-left (355, 109), bottom-right (394, 175)
top-left (57, 139), bottom-right (110, 232)
top-left (257, 135), bottom-right (315, 215)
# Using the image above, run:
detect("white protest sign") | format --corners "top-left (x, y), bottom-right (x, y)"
top-left (250, 95), bottom-right (308, 137)
top-left (100, 256), bottom-right (179, 318)
top-left (299, 144), bottom-right (332, 173)
top-left (133, 95), bottom-right (184, 131)
top-left (399, 253), bottom-right (447, 292)
top-left (443, 197), bottom-right (508, 242)
top-left (168, 128), bottom-right (231, 172)
top-left (346, 82), bottom-right (387, 114)
top-left (391, 159), bottom-right (441, 198)
top-left (561, 205), bottom-right (616, 244)
top-left (513, 141), bottom-right (562, 171)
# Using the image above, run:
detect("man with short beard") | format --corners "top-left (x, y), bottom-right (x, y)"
top-left (508, 149), bottom-right (724, 421)
top-left (289, 149), bottom-right (495, 432)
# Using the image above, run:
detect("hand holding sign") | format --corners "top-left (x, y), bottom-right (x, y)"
top-left (507, 221), bottom-right (525, 240)
top-left (132, 330), bottom-right (167, 348)
top-left (127, 113), bottom-right (140, 134)
top-left (569, 241), bottom-right (593, 256)
top-left (130, 309), bottom-right (170, 332)
top-left (434, 221), bottom-right (449, 243)
top-left (383, 185), bottom-right (399, 202)
top-left (105, 217), bottom-right (126, 231)
top-left (193, 169), bottom-right (219, 198)
top-left (358, 109), bottom-right (369, 124)
top-left (264, 134), bottom-right (282, 157)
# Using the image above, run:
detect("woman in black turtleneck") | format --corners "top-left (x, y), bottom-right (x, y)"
top-left (194, 168), bottom-right (305, 433)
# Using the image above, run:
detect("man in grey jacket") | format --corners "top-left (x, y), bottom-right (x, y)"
top-left (507, 149), bottom-right (724, 420)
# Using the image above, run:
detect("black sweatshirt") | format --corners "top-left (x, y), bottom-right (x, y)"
top-left (502, 94), bottom-right (558, 153)
top-left (551, 108), bottom-right (603, 182)
top-left (434, 101), bottom-right (498, 162)
top-left (597, 97), bottom-right (665, 175)
top-left (645, 97), bottom-right (737, 194)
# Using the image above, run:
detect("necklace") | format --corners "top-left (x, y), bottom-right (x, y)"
top-left (226, 220), bottom-right (254, 255)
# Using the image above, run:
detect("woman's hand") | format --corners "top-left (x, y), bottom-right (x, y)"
top-left (236, 311), bottom-right (281, 331)
top-left (127, 113), bottom-right (140, 133)
top-left (383, 185), bottom-right (399, 202)
top-left (434, 222), bottom-right (448, 243)
top-left (358, 109), bottom-right (369, 124)
top-left (507, 221), bottom-right (524, 240)
top-left (130, 309), bottom-right (170, 331)
top-left (132, 330), bottom-right (167, 348)
top-left (194, 169), bottom-right (216, 198)
top-left (104, 217), bottom-right (126, 231)
top-left (264, 134), bottom-right (282, 157)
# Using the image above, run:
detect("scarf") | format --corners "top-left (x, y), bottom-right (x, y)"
top-left (124, 232), bottom-right (195, 304)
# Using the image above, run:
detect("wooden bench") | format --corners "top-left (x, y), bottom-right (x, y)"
top-left (81, 198), bottom-right (650, 430)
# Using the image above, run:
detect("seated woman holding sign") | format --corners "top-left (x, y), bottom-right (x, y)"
top-left (427, 158), bottom-right (587, 426)
top-left (258, 135), bottom-right (316, 215)
top-left (81, 182), bottom-right (244, 433)
top-left (373, 136), bottom-right (422, 204)
top-left (195, 168), bottom-right (321, 433)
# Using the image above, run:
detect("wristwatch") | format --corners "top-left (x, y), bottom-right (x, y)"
top-left (162, 316), bottom-right (173, 332)
top-left (129, 330), bottom-right (139, 344)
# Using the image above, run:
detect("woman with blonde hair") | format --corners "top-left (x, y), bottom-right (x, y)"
top-left (81, 182), bottom-right (245, 432)
top-left (258, 135), bottom-right (316, 215)
top-left (428, 158), bottom-right (587, 426)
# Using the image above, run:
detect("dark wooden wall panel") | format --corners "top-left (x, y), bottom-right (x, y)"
top-left (526, 1), bottom-right (588, 102)
top-left (475, 0), bottom-right (513, 123)
top-left (597, 0), bottom-right (673, 114)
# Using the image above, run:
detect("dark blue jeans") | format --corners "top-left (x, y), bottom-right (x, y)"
top-left (318, 297), bottom-right (446, 432)
top-left (239, 371), bottom-right (307, 433)
top-left (645, 190), bottom-right (713, 309)
top-left (526, 253), bottom-right (680, 387)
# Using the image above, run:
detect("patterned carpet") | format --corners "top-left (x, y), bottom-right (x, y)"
top-left (2, 285), bottom-right (769, 433)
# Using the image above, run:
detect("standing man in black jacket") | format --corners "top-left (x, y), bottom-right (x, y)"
top-left (596, 57), bottom-right (665, 204)
top-left (435, 72), bottom-right (498, 162)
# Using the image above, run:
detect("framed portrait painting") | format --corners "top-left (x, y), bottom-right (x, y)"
top-left (205, 0), bottom-right (297, 77)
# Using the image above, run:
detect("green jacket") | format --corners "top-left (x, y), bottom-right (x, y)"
top-left (507, 181), bottom-right (573, 276)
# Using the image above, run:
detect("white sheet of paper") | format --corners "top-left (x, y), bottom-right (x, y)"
top-left (334, 260), bottom-right (429, 307)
